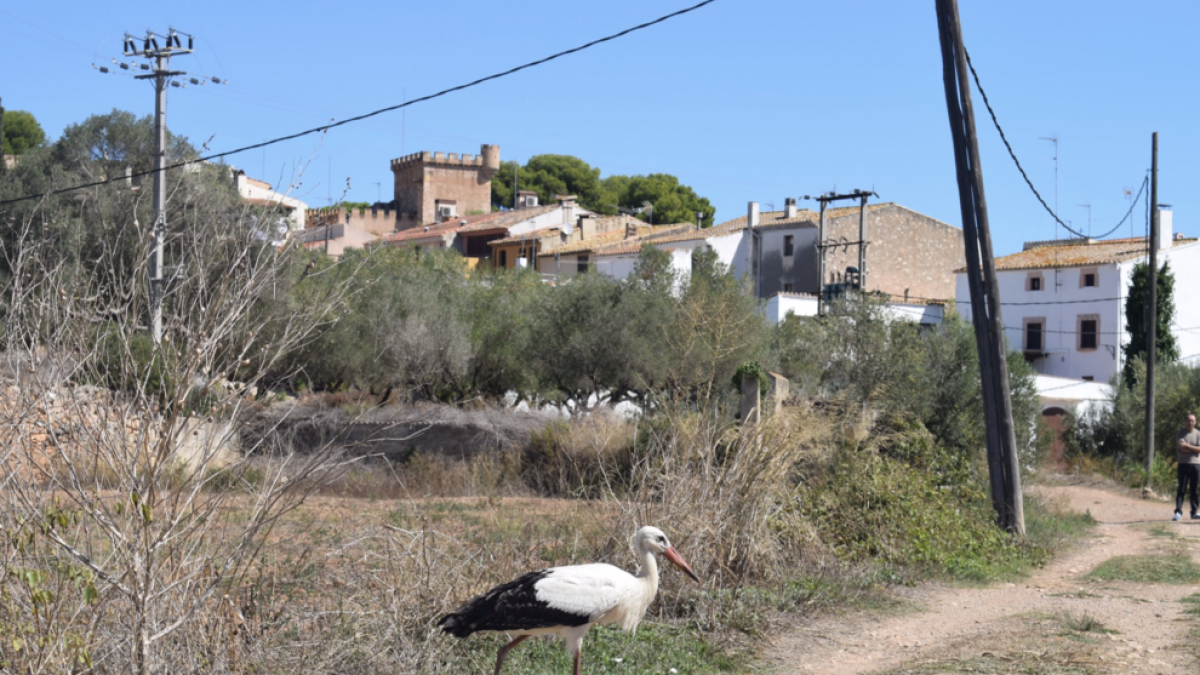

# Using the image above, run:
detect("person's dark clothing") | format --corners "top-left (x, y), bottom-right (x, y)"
top-left (1177, 463), bottom-right (1200, 516)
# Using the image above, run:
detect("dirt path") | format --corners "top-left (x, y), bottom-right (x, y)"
top-left (765, 480), bottom-right (1200, 674)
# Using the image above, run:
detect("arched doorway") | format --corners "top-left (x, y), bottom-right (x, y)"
top-left (1042, 406), bottom-right (1069, 470)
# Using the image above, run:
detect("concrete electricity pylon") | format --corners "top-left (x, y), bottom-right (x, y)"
top-left (124, 29), bottom-right (193, 344)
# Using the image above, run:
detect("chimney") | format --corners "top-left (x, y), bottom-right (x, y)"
top-left (747, 201), bottom-right (760, 229)
top-left (784, 197), bottom-right (797, 219)
top-left (558, 195), bottom-right (577, 227)
top-left (1158, 207), bottom-right (1173, 251)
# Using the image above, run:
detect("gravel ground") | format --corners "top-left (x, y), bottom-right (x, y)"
top-left (765, 480), bottom-right (1200, 675)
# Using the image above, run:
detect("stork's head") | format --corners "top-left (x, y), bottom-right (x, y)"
top-left (637, 526), bottom-right (700, 582)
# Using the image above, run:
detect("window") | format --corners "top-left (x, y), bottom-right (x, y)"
top-left (1080, 267), bottom-right (1098, 288)
top-left (783, 283), bottom-right (794, 293)
top-left (1077, 314), bottom-right (1099, 351)
top-left (577, 255), bottom-right (589, 274)
top-left (499, 250), bottom-right (507, 268)
top-left (1026, 271), bottom-right (1044, 291)
top-left (1030, 277), bottom-right (1041, 291)
top-left (1024, 319), bottom-right (1044, 352)
top-left (784, 235), bottom-right (794, 257)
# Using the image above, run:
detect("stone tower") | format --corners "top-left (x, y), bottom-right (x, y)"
top-left (390, 143), bottom-right (500, 229)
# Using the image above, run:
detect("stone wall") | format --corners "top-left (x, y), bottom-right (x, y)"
top-left (824, 203), bottom-right (964, 302)
top-left (240, 402), bottom-right (552, 462)
top-left (390, 145), bottom-right (499, 228)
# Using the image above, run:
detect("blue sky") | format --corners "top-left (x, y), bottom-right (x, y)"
top-left (2, 1), bottom-right (1194, 256)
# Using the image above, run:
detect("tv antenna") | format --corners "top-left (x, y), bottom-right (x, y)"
top-left (1039, 135), bottom-right (1059, 235)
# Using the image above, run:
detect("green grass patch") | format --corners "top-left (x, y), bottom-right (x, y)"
top-left (801, 447), bottom-right (1097, 585)
top-left (450, 623), bottom-right (743, 675)
top-left (1180, 593), bottom-right (1200, 616)
top-left (1058, 611), bottom-right (1116, 635)
top-left (1147, 524), bottom-right (1179, 538)
top-left (1088, 553), bottom-right (1200, 584)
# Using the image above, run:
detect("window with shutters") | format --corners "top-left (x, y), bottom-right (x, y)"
top-left (1024, 318), bottom-right (1045, 352)
top-left (1077, 314), bottom-right (1099, 351)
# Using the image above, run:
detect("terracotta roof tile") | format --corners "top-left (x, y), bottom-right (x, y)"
top-left (988, 237), bottom-right (1197, 271)
top-left (378, 220), bottom-right (465, 243)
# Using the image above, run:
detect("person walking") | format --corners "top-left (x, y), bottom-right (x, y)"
top-left (1174, 413), bottom-right (1200, 521)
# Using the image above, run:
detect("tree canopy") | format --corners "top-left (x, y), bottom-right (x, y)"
top-left (2, 109), bottom-right (46, 155)
top-left (492, 154), bottom-right (716, 227)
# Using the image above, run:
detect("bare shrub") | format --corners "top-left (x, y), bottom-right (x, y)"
top-left (523, 410), bottom-right (637, 497)
top-left (0, 157), bottom-right (367, 674)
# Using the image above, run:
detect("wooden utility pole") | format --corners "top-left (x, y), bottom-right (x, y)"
top-left (935, 0), bottom-right (1024, 534)
top-left (1144, 132), bottom-right (1159, 479)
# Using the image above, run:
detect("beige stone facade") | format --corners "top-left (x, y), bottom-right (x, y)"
top-left (822, 203), bottom-right (963, 302)
top-left (391, 144), bottom-right (500, 229)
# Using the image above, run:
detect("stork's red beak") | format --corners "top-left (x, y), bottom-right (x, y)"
top-left (664, 546), bottom-right (700, 582)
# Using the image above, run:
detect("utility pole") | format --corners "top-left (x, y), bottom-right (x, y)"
top-left (0, 96), bottom-right (5, 176)
top-left (811, 189), bottom-right (875, 315)
top-left (857, 192), bottom-right (869, 291)
top-left (935, 0), bottom-right (1024, 534)
top-left (1145, 132), bottom-right (1159, 481)
top-left (125, 29), bottom-right (193, 344)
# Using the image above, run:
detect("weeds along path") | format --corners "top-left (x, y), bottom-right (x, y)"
top-left (766, 480), bottom-right (1200, 674)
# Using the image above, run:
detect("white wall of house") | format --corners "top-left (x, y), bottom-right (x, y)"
top-left (593, 254), bottom-right (639, 279)
top-left (955, 240), bottom-right (1200, 383)
top-left (507, 206), bottom-right (594, 236)
top-left (1036, 375), bottom-right (1113, 417)
top-left (234, 173), bottom-right (307, 231)
top-left (764, 294), bottom-right (819, 323)
top-left (1163, 241), bottom-right (1200, 363)
top-left (956, 264), bottom-right (1123, 382)
top-left (885, 302), bottom-right (945, 325)
top-left (710, 231), bottom-right (750, 277)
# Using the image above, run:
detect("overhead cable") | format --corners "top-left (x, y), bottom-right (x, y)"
top-left (0, 0), bottom-right (718, 207)
top-left (964, 48), bottom-right (1146, 241)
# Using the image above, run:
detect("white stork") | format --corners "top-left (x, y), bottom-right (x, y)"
top-left (439, 525), bottom-right (700, 675)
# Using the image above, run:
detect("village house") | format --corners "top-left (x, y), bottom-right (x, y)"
top-left (296, 143), bottom-right (502, 253)
top-left (380, 195), bottom-right (595, 267)
top-left (293, 222), bottom-right (378, 258)
top-left (538, 198), bottom-right (962, 324)
top-left (532, 218), bottom-right (693, 279)
top-left (955, 208), bottom-right (1200, 383)
top-left (231, 169), bottom-right (308, 243)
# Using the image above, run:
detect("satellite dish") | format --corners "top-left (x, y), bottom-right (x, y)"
top-left (562, 219), bottom-right (574, 236)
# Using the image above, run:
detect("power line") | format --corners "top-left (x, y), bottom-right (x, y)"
top-left (963, 48), bottom-right (1146, 241)
top-left (0, 0), bottom-right (718, 208)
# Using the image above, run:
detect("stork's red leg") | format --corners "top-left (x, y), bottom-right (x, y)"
top-left (493, 635), bottom-right (529, 675)
top-left (573, 647), bottom-right (581, 675)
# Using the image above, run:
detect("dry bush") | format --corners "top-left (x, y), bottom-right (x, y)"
top-left (522, 410), bottom-right (637, 497)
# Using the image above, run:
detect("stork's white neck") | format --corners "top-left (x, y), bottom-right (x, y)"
top-left (635, 543), bottom-right (659, 586)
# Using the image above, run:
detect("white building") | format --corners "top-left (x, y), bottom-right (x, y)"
top-left (232, 169), bottom-right (308, 236)
top-left (955, 209), bottom-right (1200, 383)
